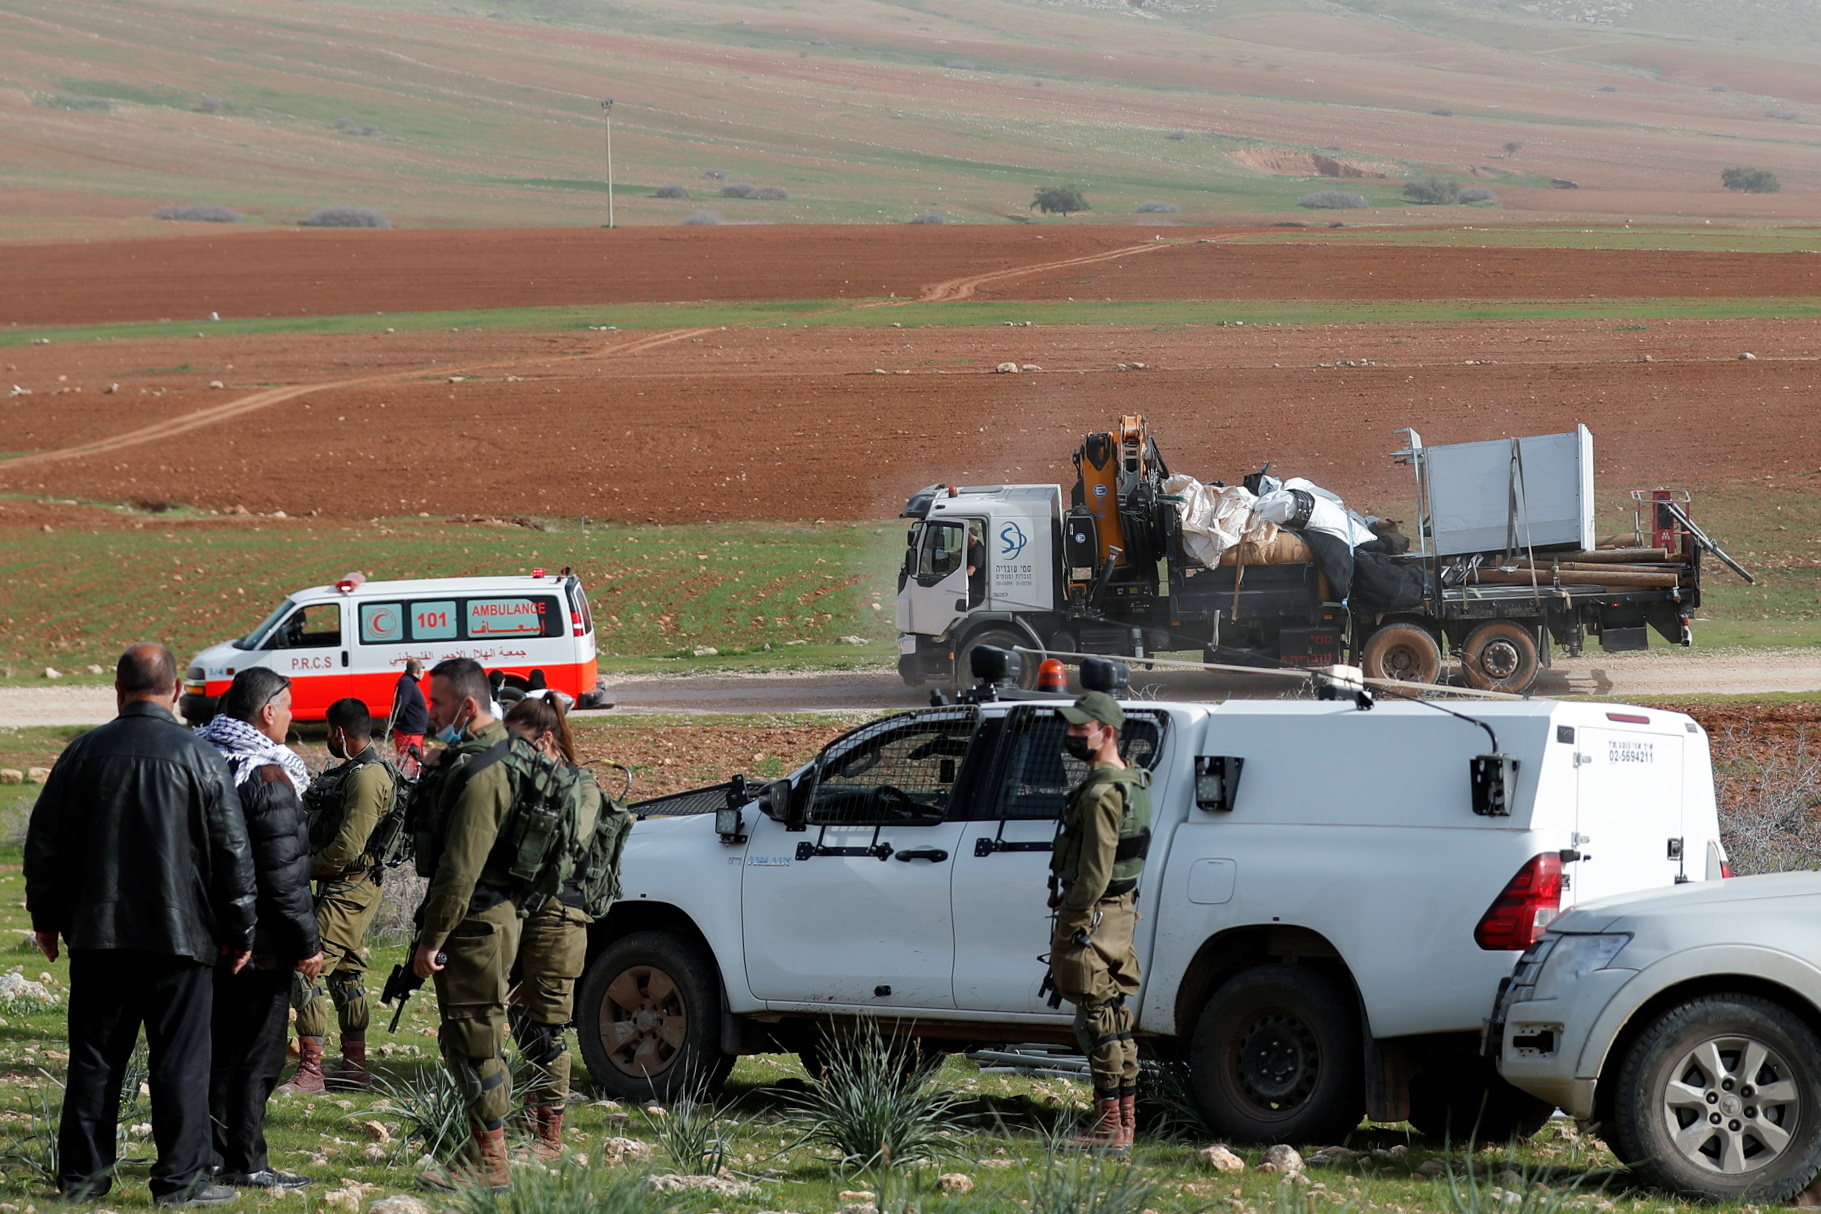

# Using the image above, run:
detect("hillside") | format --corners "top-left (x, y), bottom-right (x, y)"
top-left (1, 0), bottom-right (1818, 235)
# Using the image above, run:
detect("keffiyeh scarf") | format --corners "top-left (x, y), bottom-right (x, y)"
top-left (195, 713), bottom-right (310, 794)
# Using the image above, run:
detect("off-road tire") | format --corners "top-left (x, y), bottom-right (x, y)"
top-left (1609, 993), bottom-right (1821, 1203)
top-left (1360, 623), bottom-right (1443, 685)
top-left (575, 930), bottom-right (734, 1101)
top-left (1188, 964), bottom-right (1365, 1144)
top-left (1407, 1063), bottom-right (1554, 1143)
top-left (953, 627), bottom-right (1039, 692)
top-left (1460, 621), bottom-right (1541, 694)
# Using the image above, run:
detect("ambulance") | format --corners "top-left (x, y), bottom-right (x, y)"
top-left (180, 569), bottom-right (607, 726)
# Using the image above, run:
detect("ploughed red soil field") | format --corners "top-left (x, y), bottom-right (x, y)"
top-left (7, 227), bottom-right (1821, 328)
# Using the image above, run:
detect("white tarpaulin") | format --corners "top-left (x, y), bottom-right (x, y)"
top-left (1165, 475), bottom-right (1307, 568)
top-left (1254, 476), bottom-right (1378, 548)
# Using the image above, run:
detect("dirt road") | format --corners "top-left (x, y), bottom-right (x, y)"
top-left (5, 649), bottom-right (1814, 728)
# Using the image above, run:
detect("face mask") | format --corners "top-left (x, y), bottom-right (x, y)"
top-left (435, 707), bottom-right (470, 746)
top-left (1063, 732), bottom-right (1098, 762)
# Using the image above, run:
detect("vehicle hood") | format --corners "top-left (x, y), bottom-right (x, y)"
top-left (1554, 871), bottom-right (1821, 934)
top-left (187, 641), bottom-right (245, 679)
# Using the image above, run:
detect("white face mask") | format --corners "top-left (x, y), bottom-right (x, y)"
top-left (434, 706), bottom-right (470, 746)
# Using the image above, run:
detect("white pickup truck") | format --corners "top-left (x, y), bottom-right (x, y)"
top-left (574, 685), bottom-right (1724, 1143)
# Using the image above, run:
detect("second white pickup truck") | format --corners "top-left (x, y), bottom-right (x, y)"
top-left (574, 676), bottom-right (1724, 1143)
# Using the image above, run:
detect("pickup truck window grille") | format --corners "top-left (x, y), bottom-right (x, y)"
top-left (991, 708), bottom-right (1166, 821)
top-left (809, 707), bottom-right (978, 826)
top-left (630, 782), bottom-right (734, 819)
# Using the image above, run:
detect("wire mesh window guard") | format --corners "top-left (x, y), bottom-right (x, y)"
top-left (808, 707), bottom-right (979, 827)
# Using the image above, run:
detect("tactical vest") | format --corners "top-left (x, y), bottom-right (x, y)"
top-left (412, 735), bottom-right (509, 880)
top-left (573, 780), bottom-right (634, 919)
top-left (1051, 764), bottom-right (1153, 900)
top-left (303, 746), bottom-right (397, 873)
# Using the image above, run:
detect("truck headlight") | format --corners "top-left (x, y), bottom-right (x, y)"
top-left (1531, 932), bottom-right (1630, 999)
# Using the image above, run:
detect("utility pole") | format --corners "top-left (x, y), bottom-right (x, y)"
top-left (601, 98), bottom-right (615, 228)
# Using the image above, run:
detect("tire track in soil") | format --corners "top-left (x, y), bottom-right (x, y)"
top-left (0, 241), bottom-right (1183, 470)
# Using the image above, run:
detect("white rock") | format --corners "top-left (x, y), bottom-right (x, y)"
top-left (838, 1193), bottom-right (876, 1204)
top-left (322, 1187), bottom-right (365, 1212)
top-left (1740, 352), bottom-right (1757, 360)
top-left (645, 1175), bottom-right (756, 1198)
top-left (0, 770), bottom-right (21, 785)
top-left (85, 664), bottom-right (104, 675)
top-left (937, 1174), bottom-right (974, 1194)
top-left (691, 646), bottom-right (718, 657)
top-left (43, 667), bottom-right (61, 680)
top-left (1021, 364), bottom-right (1042, 372)
top-left (1306, 1146), bottom-right (1362, 1165)
top-left (358, 1120), bottom-right (391, 1143)
top-left (836, 635), bottom-right (868, 645)
top-left (209, 380), bottom-right (225, 389)
top-left (367, 1197), bottom-right (433, 1214)
top-left (1198, 1143), bottom-right (1245, 1172)
top-left (1259, 1144), bottom-right (1304, 1175)
top-left (995, 361), bottom-right (1020, 373)
top-left (0, 972), bottom-right (56, 1003)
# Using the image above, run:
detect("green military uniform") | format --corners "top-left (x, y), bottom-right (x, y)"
top-left (1049, 697), bottom-right (1153, 1106)
top-left (297, 745), bottom-right (394, 1043)
top-left (418, 721), bottom-right (521, 1132)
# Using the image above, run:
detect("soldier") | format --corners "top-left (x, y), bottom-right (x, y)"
top-left (411, 657), bottom-right (519, 1193)
top-left (501, 693), bottom-right (630, 1161)
top-left (282, 697), bottom-right (396, 1094)
top-left (1048, 690), bottom-right (1152, 1153)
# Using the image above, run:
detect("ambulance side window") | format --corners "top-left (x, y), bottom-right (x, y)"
top-left (358, 603), bottom-right (407, 645)
top-left (270, 603), bottom-right (341, 649)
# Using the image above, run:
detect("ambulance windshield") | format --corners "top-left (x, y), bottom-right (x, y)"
top-left (234, 598), bottom-right (298, 650)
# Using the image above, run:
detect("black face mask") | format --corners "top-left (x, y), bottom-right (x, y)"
top-left (1063, 733), bottom-right (1097, 762)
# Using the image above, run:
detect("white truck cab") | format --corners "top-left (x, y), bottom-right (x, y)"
top-left (573, 684), bottom-right (1723, 1145)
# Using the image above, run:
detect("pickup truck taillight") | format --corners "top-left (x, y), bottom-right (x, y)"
top-left (1474, 853), bottom-right (1563, 951)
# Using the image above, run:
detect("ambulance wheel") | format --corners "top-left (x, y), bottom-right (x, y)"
top-left (953, 628), bottom-right (1040, 692)
top-left (576, 931), bottom-right (733, 1101)
top-left (1460, 622), bottom-right (1540, 694)
top-left (1360, 622), bottom-right (1442, 685)
top-left (1187, 964), bottom-right (1365, 1144)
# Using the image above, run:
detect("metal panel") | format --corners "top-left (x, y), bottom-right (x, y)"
top-left (1425, 426), bottom-right (1594, 555)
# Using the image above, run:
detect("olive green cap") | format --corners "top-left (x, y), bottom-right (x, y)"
top-left (1059, 690), bottom-right (1124, 729)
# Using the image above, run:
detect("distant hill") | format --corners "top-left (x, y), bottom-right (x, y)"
top-left (0, 0), bottom-right (1815, 234)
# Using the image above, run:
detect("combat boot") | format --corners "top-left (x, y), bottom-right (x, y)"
top-left (1071, 1095), bottom-right (1124, 1152)
top-left (1116, 1093), bottom-right (1137, 1152)
top-left (529, 1101), bottom-right (566, 1162)
top-left (278, 1037), bottom-right (326, 1095)
top-left (325, 1039), bottom-right (371, 1091)
top-left (420, 1124), bottom-right (510, 1193)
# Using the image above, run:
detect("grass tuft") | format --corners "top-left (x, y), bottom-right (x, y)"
top-left (786, 1023), bottom-right (961, 1171)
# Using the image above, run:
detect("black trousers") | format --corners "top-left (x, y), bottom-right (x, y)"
top-left (208, 962), bottom-right (292, 1176)
top-left (60, 949), bottom-right (213, 1201)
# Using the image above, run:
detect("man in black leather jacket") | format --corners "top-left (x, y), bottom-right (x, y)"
top-left (196, 668), bottom-right (323, 1190)
top-left (25, 644), bottom-right (256, 1208)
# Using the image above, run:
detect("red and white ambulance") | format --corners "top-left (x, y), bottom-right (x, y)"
top-left (181, 569), bottom-right (606, 725)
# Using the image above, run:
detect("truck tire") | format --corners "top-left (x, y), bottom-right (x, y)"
top-left (574, 930), bottom-right (734, 1102)
top-left (1360, 623), bottom-right (1442, 685)
top-left (1608, 993), bottom-right (1821, 1203)
top-left (1460, 621), bottom-right (1540, 694)
top-left (954, 627), bottom-right (1039, 692)
top-left (1187, 964), bottom-right (1365, 1144)
top-left (1407, 1063), bottom-right (1554, 1143)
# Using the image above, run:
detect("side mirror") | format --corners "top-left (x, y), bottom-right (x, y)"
top-left (1471, 754), bottom-right (1519, 817)
top-left (718, 776), bottom-right (751, 843)
top-left (1080, 656), bottom-right (1130, 695)
top-left (1194, 756), bottom-right (1244, 813)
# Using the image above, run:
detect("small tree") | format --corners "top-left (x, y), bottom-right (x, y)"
top-left (1721, 166), bottom-right (1781, 193)
top-left (1459, 186), bottom-right (1496, 204)
top-left (1502, 140), bottom-right (1524, 155)
top-left (1402, 178), bottom-right (1460, 205)
top-left (653, 185), bottom-right (691, 199)
top-left (1299, 190), bottom-right (1367, 209)
top-left (908, 211), bottom-right (947, 224)
top-left (299, 206), bottom-right (390, 228)
top-left (1032, 185), bottom-right (1088, 216)
top-left (1136, 200), bottom-right (1180, 213)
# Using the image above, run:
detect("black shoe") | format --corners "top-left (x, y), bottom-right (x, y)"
top-left (221, 1169), bottom-right (311, 1189)
top-left (155, 1183), bottom-right (238, 1207)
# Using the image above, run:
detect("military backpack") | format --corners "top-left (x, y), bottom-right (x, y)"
top-left (303, 747), bottom-right (410, 872)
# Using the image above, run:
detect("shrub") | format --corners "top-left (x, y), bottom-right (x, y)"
top-left (195, 96), bottom-right (225, 113)
top-left (1136, 200), bottom-right (1180, 213)
top-left (1031, 185), bottom-right (1088, 216)
top-left (720, 182), bottom-right (759, 198)
top-left (1299, 190), bottom-right (1366, 209)
top-left (1503, 139), bottom-right (1524, 154)
top-left (1165, 130), bottom-right (1188, 141)
top-left (681, 210), bottom-right (724, 225)
top-left (1597, 84), bottom-right (1619, 93)
top-left (153, 203), bottom-right (244, 223)
top-left (653, 185), bottom-right (691, 199)
top-left (1431, 106), bottom-right (1455, 116)
top-left (908, 211), bottom-right (947, 224)
top-left (1403, 177), bottom-right (1461, 205)
top-left (1459, 186), bottom-right (1496, 203)
top-left (1026, 1150), bottom-right (1162, 1214)
top-left (436, 1153), bottom-right (685, 1214)
top-left (785, 1023), bottom-right (960, 1170)
top-left (812, 37), bottom-right (831, 46)
top-left (35, 95), bottom-right (111, 112)
top-left (299, 206), bottom-right (391, 228)
top-left (643, 1093), bottom-right (745, 1175)
top-left (1767, 109), bottom-right (1800, 121)
top-left (702, 168), bottom-right (728, 180)
top-left (944, 59), bottom-right (977, 70)
top-left (756, 185), bottom-right (789, 200)
top-left (1721, 166), bottom-right (1781, 193)
top-left (1716, 728), bottom-right (1821, 874)
top-left (332, 118), bottom-right (379, 136)
top-left (1709, 83), bottom-right (1732, 92)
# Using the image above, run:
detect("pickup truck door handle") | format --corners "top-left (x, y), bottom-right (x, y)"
top-left (893, 848), bottom-right (949, 863)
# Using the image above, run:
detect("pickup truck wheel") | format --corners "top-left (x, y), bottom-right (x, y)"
top-left (1360, 623), bottom-right (1442, 685)
top-left (575, 931), bottom-right (733, 1101)
top-left (1407, 1065), bottom-right (1553, 1143)
top-left (1609, 994), bottom-right (1821, 1203)
top-left (1188, 964), bottom-right (1364, 1144)
top-left (1460, 622), bottom-right (1540, 693)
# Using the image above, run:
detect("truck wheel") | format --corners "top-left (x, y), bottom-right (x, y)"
top-left (1360, 623), bottom-right (1442, 685)
top-left (1188, 964), bottom-right (1365, 1144)
top-left (1460, 622), bottom-right (1540, 693)
top-left (1609, 993), bottom-right (1821, 1203)
top-left (1407, 1064), bottom-right (1554, 1143)
top-left (575, 930), bottom-right (734, 1102)
top-left (954, 628), bottom-right (1039, 692)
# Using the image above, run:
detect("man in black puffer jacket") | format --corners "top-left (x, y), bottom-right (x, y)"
top-left (196, 669), bottom-right (323, 1189)
top-left (26, 644), bottom-right (256, 1208)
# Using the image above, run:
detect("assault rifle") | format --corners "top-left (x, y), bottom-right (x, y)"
top-left (379, 950), bottom-right (445, 1032)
